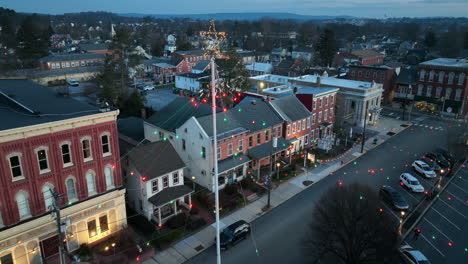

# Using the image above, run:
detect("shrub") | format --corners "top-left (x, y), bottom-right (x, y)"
top-left (224, 184), bottom-right (238, 196)
top-left (188, 217), bottom-right (206, 230)
top-left (152, 229), bottom-right (184, 247)
top-left (166, 213), bottom-right (188, 229)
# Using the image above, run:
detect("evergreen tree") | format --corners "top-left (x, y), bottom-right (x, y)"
top-left (16, 15), bottom-right (49, 67)
top-left (315, 28), bottom-right (337, 67)
top-left (424, 30), bottom-right (437, 49)
top-left (217, 46), bottom-right (250, 92)
top-left (464, 31), bottom-right (468, 50)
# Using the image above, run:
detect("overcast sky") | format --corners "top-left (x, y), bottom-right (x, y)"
top-left (2, 0), bottom-right (467, 18)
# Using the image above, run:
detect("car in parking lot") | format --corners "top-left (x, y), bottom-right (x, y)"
top-left (400, 173), bottom-right (425, 193)
top-left (217, 220), bottom-right (251, 250)
top-left (420, 157), bottom-right (444, 175)
top-left (136, 83), bottom-right (154, 91)
top-left (379, 185), bottom-right (409, 210)
top-left (412, 160), bottom-right (436, 178)
top-left (434, 147), bottom-right (454, 163)
top-left (424, 152), bottom-right (450, 169)
top-left (66, 78), bottom-right (80, 86)
top-left (400, 245), bottom-right (431, 264)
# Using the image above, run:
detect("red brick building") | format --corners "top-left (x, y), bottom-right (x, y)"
top-left (0, 80), bottom-right (126, 263)
top-left (172, 50), bottom-right (210, 72)
top-left (415, 58), bottom-right (468, 115)
top-left (335, 49), bottom-right (385, 66)
top-left (346, 65), bottom-right (398, 103)
top-left (39, 53), bottom-right (105, 71)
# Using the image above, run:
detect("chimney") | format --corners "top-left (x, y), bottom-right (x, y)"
top-left (141, 108), bottom-right (147, 119)
top-left (317, 76), bottom-right (321, 87)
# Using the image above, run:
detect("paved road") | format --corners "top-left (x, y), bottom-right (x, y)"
top-left (186, 118), bottom-right (460, 264)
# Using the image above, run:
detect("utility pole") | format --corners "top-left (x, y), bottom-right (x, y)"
top-left (50, 189), bottom-right (66, 264)
top-left (360, 111), bottom-right (370, 153)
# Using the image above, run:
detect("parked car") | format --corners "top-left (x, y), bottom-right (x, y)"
top-left (400, 245), bottom-right (431, 264)
top-left (217, 220), bottom-right (251, 250)
top-left (379, 185), bottom-right (409, 210)
top-left (400, 173), bottom-right (424, 193)
top-left (412, 160), bottom-right (437, 178)
top-left (434, 148), bottom-right (454, 163)
top-left (66, 78), bottom-right (79, 86)
top-left (424, 152), bottom-right (450, 169)
top-left (420, 157), bottom-right (444, 175)
top-left (137, 83), bottom-right (154, 91)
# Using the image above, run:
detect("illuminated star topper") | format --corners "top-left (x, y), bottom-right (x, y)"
top-left (199, 19), bottom-right (226, 58)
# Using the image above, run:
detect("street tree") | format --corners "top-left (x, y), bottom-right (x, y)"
top-left (314, 28), bottom-right (337, 67)
top-left (16, 15), bottom-right (50, 67)
top-left (424, 30), bottom-right (437, 49)
top-left (303, 183), bottom-right (399, 264)
top-left (217, 46), bottom-right (250, 92)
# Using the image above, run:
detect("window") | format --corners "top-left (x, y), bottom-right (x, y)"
top-left (351, 70), bottom-right (355, 76)
top-left (307, 117), bottom-right (310, 128)
top-left (217, 147), bottom-right (221, 160)
top-left (201, 146), bottom-right (206, 159)
top-left (199, 133), bottom-right (203, 139)
top-left (426, 86), bottom-right (432, 97)
top-left (163, 176), bottom-right (169, 188)
top-left (277, 127), bottom-right (281, 137)
top-left (419, 70), bottom-right (425, 81)
top-left (445, 88), bottom-right (452, 99)
top-left (297, 121), bottom-right (301, 132)
top-left (305, 135), bottom-right (309, 144)
top-left (302, 119), bottom-right (306, 130)
top-left (265, 130), bottom-right (269, 141)
top-left (81, 138), bottom-right (92, 160)
top-left (358, 71), bottom-right (362, 77)
top-left (459, 73), bottom-right (466, 85)
top-left (330, 108), bottom-right (334, 118)
top-left (325, 97), bottom-right (328, 106)
top-left (448, 72), bottom-right (455, 84)
top-left (324, 109), bottom-right (328, 121)
top-left (36, 148), bottom-right (49, 172)
top-left (16, 191), bottom-right (30, 218)
top-left (181, 139), bottom-right (186, 151)
top-left (366, 71), bottom-right (370, 78)
top-left (455, 89), bottom-right (462, 101)
top-left (88, 219), bottom-right (97, 237)
top-left (319, 98), bottom-right (322, 108)
top-left (105, 166), bottom-right (114, 189)
top-left (292, 123), bottom-right (296, 134)
top-left (101, 134), bottom-right (111, 156)
top-left (312, 114), bottom-right (316, 125)
top-left (435, 87), bottom-right (442, 98)
top-left (99, 215), bottom-right (109, 232)
top-left (330, 95), bottom-right (334, 104)
top-left (42, 184), bottom-right (54, 210)
top-left (438, 71), bottom-right (445, 83)
top-left (287, 125), bottom-right (291, 136)
top-left (313, 99), bottom-right (316, 110)
top-left (429, 71), bottom-right (435, 82)
top-left (8, 154), bottom-right (23, 179)
top-left (66, 178), bottom-right (77, 201)
top-left (311, 130), bottom-right (315, 140)
top-left (201, 170), bottom-right (206, 176)
top-left (0, 254), bottom-right (12, 264)
top-left (61, 143), bottom-right (72, 166)
top-left (417, 84), bottom-right (423, 96)
top-left (257, 133), bottom-right (261, 144)
top-left (86, 171), bottom-right (96, 195)
top-left (318, 111), bottom-right (322, 123)
top-left (249, 136), bottom-right (253, 147)
top-left (152, 180), bottom-right (158, 193)
top-left (173, 172), bottom-right (179, 184)
top-left (228, 143), bottom-right (233, 156)
top-left (373, 72), bottom-right (377, 79)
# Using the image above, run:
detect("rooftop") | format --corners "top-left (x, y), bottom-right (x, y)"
top-left (0, 79), bottom-right (103, 131)
top-left (351, 49), bottom-right (384, 59)
top-left (78, 43), bottom-right (110, 51)
top-left (246, 63), bottom-right (273, 73)
top-left (178, 72), bottom-right (210, 79)
top-left (420, 58), bottom-right (468, 69)
top-left (293, 75), bottom-right (381, 90)
top-left (173, 50), bottom-right (204, 56)
top-left (39, 52), bottom-right (105, 62)
top-left (268, 96), bottom-right (311, 122)
top-left (193, 60), bottom-right (211, 71)
top-left (250, 74), bottom-right (292, 84)
top-left (296, 86), bottom-right (339, 96)
top-left (117, 117), bottom-right (145, 142)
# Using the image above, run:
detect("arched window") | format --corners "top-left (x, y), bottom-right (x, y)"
top-left (42, 184), bottom-right (54, 210)
top-left (419, 70), bottom-right (425, 81)
top-left (66, 177), bottom-right (77, 201)
top-left (86, 171), bottom-right (97, 195)
top-left (105, 166), bottom-right (114, 189)
top-left (438, 71), bottom-right (445, 83)
top-left (459, 73), bottom-right (466, 86)
top-left (445, 88), bottom-right (452, 99)
top-left (448, 72), bottom-right (455, 84)
top-left (15, 191), bottom-right (30, 218)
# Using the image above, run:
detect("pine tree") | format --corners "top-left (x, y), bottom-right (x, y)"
top-left (424, 30), bottom-right (437, 49)
top-left (218, 46), bottom-right (250, 92)
top-left (315, 28), bottom-right (337, 67)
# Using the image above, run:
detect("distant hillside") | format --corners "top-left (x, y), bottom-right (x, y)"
top-left (120, 12), bottom-right (356, 21)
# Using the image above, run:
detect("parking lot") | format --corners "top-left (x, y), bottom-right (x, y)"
top-left (403, 164), bottom-right (468, 264)
top-left (144, 87), bottom-right (178, 111)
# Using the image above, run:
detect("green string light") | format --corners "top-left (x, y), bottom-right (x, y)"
top-left (68, 201), bottom-right (72, 205)
top-left (175, 135), bottom-right (179, 139)
top-left (153, 130), bottom-right (158, 135)
top-left (223, 117), bottom-right (228, 122)
top-left (359, 195), bottom-right (363, 200)
top-left (238, 108), bottom-right (242, 112)
top-left (262, 122), bottom-right (266, 126)
top-left (163, 137), bottom-right (167, 141)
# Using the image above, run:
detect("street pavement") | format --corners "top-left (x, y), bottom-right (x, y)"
top-left (181, 116), bottom-right (460, 264)
top-left (402, 164), bottom-right (468, 264)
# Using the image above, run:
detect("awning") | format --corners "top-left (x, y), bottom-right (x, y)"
top-left (248, 137), bottom-right (292, 160)
top-left (148, 185), bottom-right (193, 207)
top-left (218, 153), bottom-right (251, 174)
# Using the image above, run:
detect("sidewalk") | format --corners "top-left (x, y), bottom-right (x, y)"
top-left (145, 116), bottom-right (411, 264)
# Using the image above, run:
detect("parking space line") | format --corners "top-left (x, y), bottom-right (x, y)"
top-left (423, 218), bottom-right (453, 241)
top-left (438, 198), bottom-right (467, 219)
top-left (400, 187), bottom-right (421, 202)
top-left (457, 176), bottom-right (468, 185)
top-left (381, 203), bottom-right (399, 221)
top-left (443, 189), bottom-right (468, 207)
top-left (420, 233), bottom-right (446, 258)
top-left (432, 208), bottom-right (461, 230)
top-left (450, 182), bottom-right (468, 195)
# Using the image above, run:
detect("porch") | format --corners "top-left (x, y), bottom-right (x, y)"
top-left (247, 137), bottom-right (292, 181)
top-left (217, 153), bottom-right (251, 189)
top-left (148, 185), bottom-right (194, 224)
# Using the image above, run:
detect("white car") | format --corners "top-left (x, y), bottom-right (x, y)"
top-left (400, 245), bottom-right (431, 264)
top-left (66, 78), bottom-right (79, 86)
top-left (412, 160), bottom-right (437, 178)
top-left (400, 173), bottom-right (424, 193)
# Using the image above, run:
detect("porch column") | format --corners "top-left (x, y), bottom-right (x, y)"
top-left (158, 206), bottom-right (161, 223)
top-left (189, 195), bottom-right (192, 206)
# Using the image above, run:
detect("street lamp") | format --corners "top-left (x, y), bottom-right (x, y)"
top-left (191, 176), bottom-right (196, 191)
top-left (398, 211), bottom-right (405, 235)
top-left (276, 162), bottom-right (281, 180)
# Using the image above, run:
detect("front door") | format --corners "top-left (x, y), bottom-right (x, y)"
top-left (40, 235), bottom-right (59, 259)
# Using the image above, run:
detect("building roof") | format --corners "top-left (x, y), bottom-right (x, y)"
top-left (148, 185), bottom-right (193, 207)
top-left (146, 97), bottom-right (216, 133)
top-left (293, 75), bottom-right (381, 90)
top-left (293, 47), bottom-right (314, 53)
top-left (117, 117), bottom-right (145, 142)
top-left (268, 96), bottom-right (310, 122)
top-left (420, 58), bottom-right (468, 69)
top-left (351, 49), bottom-right (383, 59)
top-left (247, 137), bottom-right (292, 160)
top-left (218, 153), bottom-right (251, 174)
top-left (296, 86), bottom-right (339, 96)
top-left (396, 68), bottom-right (418, 85)
top-left (129, 140), bottom-right (185, 180)
top-left (249, 74), bottom-right (292, 84)
top-left (173, 50), bottom-right (204, 56)
top-left (277, 60), bottom-right (295, 69)
top-left (246, 63), bottom-right (273, 73)
top-left (39, 52), bottom-right (105, 62)
top-left (78, 43), bottom-right (110, 51)
top-left (0, 79), bottom-right (103, 131)
top-left (193, 60), bottom-right (211, 71)
top-left (177, 72), bottom-right (210, 79)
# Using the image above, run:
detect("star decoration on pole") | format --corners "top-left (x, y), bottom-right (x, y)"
top-left (200, 19), bottom-right (226, 58)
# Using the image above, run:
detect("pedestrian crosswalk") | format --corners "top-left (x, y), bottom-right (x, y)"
top-left (412, 123), bottom-right (444, 130)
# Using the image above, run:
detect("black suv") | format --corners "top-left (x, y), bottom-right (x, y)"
top-left (425, 152), bottom-right (450, 169)
top-left (421, 157), bottom-right (444, 175)
top-left (218, 220), bottom-right (251, 250)
top-left (379, 185), bottom-right (409, 210)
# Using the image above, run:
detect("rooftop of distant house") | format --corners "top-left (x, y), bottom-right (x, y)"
top-left (420, 58), bottom-right (468, 69)
top-left (350, 49), bottom-right (384, 58)
top-left (177, 72), bottom-right (210, 79)
top-left (173, 50), bottom-right (204, 56)
top-left (78, 43), bottom-right (110, 51)
top-left (250, 74), bottom-right (292, 84)
top-left (246, 63), bottom-right (273, 72)
top-left (39, 52), bottom-right (105, 63)
top-left (0, 79), bottom-right (104, 131)
top-left (293, 75), bottom-right (382, 90)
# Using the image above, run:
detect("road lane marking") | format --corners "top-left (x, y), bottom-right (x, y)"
top-left (423, 218), bottom-right (453, 242)
top-left (450, 183), bottom-right (468, 195)
top-left (443, 189), bottom-right (468, 207)
top-left (420, 233), bottom-right (446, 258)
top-left (438, 198), bottom-right (467, 219)
top-left (432, 208), bottom-right (461, 230)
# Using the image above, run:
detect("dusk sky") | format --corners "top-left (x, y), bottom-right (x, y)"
top-left (1, 0), bottom-right (467, 18)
